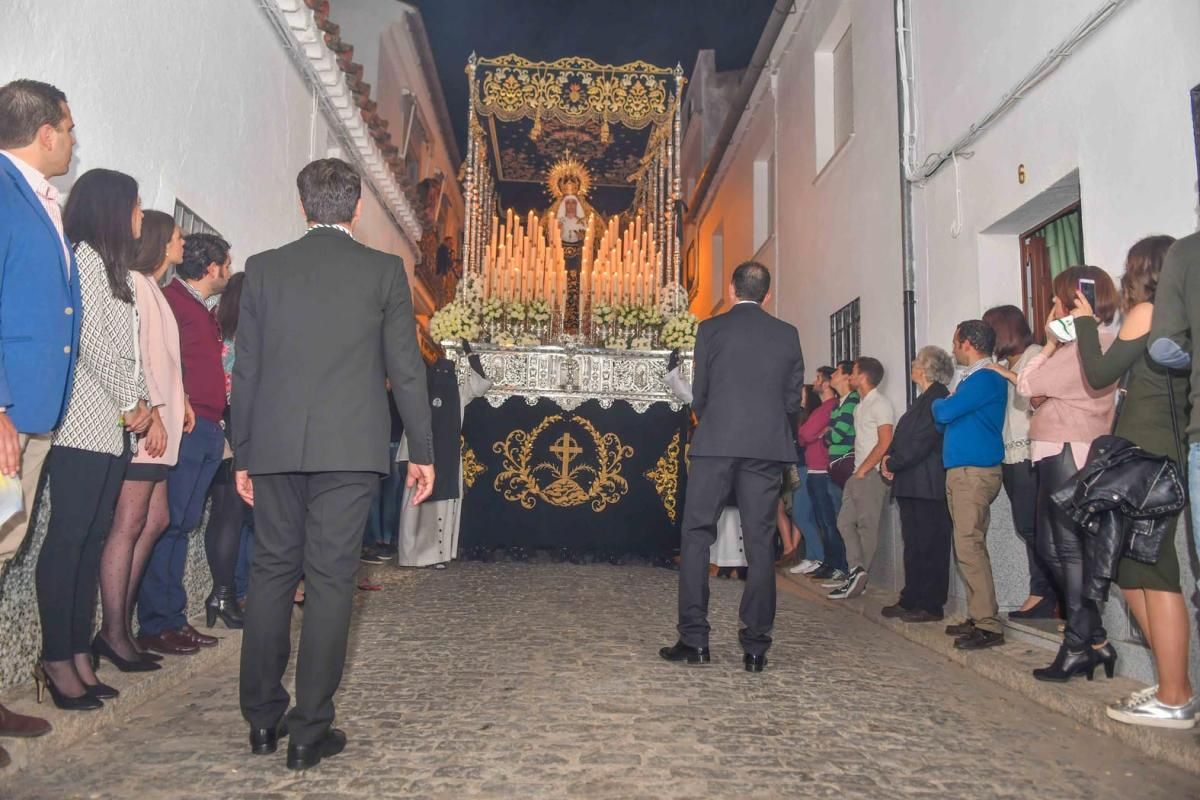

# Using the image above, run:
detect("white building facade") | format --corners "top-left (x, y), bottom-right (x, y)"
top-left (0, 0), bottom-right (462, 690)
top-left (684, 0), bottom-right (1200, 684)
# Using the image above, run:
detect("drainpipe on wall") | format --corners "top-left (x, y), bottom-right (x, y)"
top-left (894, 0), bottom-right (917, 407)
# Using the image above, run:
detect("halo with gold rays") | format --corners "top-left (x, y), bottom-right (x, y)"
top-left (545, 155), bottom-right (592, 201)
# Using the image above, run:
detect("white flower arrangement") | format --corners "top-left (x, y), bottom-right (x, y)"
top-left (518, 334), bottom-right (542, 347)
top-left (630, 335), bottom-right (655, 351)
top-left (592, 304), bottom-right (616, 325)
top-left (617, 304), bottom-right (642, 327)
top-left (482, 297), bottom-right (505, 322)
top-left (658, 284), bottom-right (690, 319)
top-left (528, 299), bottom-right (551, 324)
top-left (661, 312), bottom-right (699, 350)
top-left (638, 306), bottom-right (665, 328)
top-left (506, 301), bottom-right (527, 323)
top-left (429, 300), bottom-right (481, 343)
top-left (493, 331), bottom-right (517, 347)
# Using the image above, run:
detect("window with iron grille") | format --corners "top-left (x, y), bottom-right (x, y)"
top-left (830, 298), bottom-right (860, 364)
top-left (172, 200), bottom-right (222, 238)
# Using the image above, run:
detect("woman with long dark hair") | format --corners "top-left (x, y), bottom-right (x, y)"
top-left (1072, 237), bottom-right (1195, 728)
top-left (92, 210), bottom-right (188, 672)
top-left (34, 169), bottom-right (150, 709)
top-left (982, 304), bottom-right (1057, 619)
top-left (203, 271), bottom-right (246, 628)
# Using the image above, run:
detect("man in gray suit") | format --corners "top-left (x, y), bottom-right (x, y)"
top-left (233, 158), bottom-right (434, 770)
top-left (660, 261), bottom-right (804, 673)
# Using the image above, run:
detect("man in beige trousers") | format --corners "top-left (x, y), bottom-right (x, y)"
top-left (931, 320), bottom-right (1008, 650)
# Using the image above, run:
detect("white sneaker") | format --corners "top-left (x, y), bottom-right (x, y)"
top-left (1106, 690), bottom-right (1197, 730)
top-left (788, 560), bottom-right (820, 575)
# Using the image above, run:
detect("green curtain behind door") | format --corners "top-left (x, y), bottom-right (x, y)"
top-left (1042, 210), bottom-right (1083, 277)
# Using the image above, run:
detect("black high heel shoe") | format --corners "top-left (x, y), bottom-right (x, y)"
top-left (83, 681), bottom-right (119, 700)
top-left (92, 634), bottom-right (161, 673)
top-left (32, 664), bottom-right (103, 711)
top-left (1091, 641), bottom-right (1118, 679)
top-left (1008, 595), bottom-right (1059, 620)
top-left (205, 585), bottom-right (245, 629)
top-left (1032, 644), bottom-right (1095, 682)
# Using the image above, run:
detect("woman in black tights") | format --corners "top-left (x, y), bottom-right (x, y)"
top-left (35, 169), bottom-right (151, 709)
top-left (92, 211), bottom-right (188, 673)
top-left (203, 273), bottom-right (247, 628)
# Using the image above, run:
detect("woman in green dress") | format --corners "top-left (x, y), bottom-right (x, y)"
top-left (1072, 235), bottom-right (1195, 730)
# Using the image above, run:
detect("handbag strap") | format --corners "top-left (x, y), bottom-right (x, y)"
top-left (1111, 370), bottom-right (1132, 433)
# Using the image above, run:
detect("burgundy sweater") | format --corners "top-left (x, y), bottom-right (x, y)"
top-left (163, 279), bottom-right (227, 423)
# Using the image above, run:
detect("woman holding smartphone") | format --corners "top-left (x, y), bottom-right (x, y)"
top-left (1072, 237), bottom-right (1195, 728)
top-left (986, 266), bottom-right (1120, 680)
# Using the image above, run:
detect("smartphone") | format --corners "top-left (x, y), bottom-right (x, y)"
top-left (1078, 278), bottom-right (1097, 310)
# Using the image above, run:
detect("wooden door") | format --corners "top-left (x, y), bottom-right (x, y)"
top-left (1021, 233), bottom-right (1052, 345)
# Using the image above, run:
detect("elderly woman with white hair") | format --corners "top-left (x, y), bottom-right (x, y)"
top-left (880, 345), bottom-right (956, 622)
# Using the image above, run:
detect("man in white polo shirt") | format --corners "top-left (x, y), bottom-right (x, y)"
top-left (830, 356), bottom-right (894, 600)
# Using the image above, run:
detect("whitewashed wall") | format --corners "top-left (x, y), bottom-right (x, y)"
top-left (1, 0), bottom-right (418, 270)
top-left (686, 0), bottom-right (1200, 684)
top-left (689, 0), bottom-right (905, 413)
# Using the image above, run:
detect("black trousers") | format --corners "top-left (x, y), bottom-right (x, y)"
top-left (239, 471), bottom-right (378, 744)
top-left (1002, 460), bottom-right (1057, 600)
top-left (896, 496), bottom-right (952, 615)
top-left (36, 445), bottom-right (128, 660)
top-left (1035, 447), bottom-right (1104, 649)
top-left (678, 455), bottom-right (782, 657)
top-left (206, 460), bottom-right (245, 589)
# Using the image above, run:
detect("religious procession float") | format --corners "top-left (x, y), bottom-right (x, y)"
top-left (432, 55), bottom-right (696, 559)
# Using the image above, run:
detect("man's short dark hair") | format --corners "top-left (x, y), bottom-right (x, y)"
top-left (731, 261), bottom-right (770, 303)
top-left (0, 80), bottom-right (67, 149)
top-left (955, 319), bottom-right (996, 356)
top-left (816, 366), bottom-right (834, 382)
top-left (178, 233), bottom-right (231, 282)
top-left (854, 356), bottom-right (885, 387)
top-left (835, 360), bottom-right (854, 376)
top-left (297, 158), bottom-right (361, 224)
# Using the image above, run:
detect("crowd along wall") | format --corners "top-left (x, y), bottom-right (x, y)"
top-left (686, 0), bottom-right (908, 588)
top-left (686, 0), bottom-right (1200, 684)
top-left (0, 0), bottom-right (423, 689)
top-left (906, 0), bottom-right (1200, 686)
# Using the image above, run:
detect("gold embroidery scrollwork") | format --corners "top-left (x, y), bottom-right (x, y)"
top-left (644, 432), bottom-right (681, 522)
top-left (492, 414), bottom-right (633, 511)
top-left (461, 436), bottom-right (486, 489)
top-left (475, 55), bottom-right (675, 129)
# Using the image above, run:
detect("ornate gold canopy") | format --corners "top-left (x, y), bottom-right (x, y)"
top-left (472, 54), bottom-right (681, 130)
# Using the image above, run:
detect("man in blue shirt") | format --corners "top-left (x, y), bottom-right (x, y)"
top-left (931, 320), bottom-right (1007, 650)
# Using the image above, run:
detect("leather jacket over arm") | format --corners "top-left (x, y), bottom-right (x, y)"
top-left (1050, 435), bottom-right (1185, 601)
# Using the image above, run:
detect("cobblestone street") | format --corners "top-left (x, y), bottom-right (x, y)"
top-left (4, 563), bottom-right (1198, 799)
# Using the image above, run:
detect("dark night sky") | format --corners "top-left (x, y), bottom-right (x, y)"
top-left (412, 0), bottom-right (780, 159)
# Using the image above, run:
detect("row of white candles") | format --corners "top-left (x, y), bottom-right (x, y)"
top-left (480, 209), bottom-right (661, 310)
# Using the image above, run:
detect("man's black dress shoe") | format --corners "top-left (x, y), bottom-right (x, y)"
top-left (287, 727), bottom-right (346, 770)
top-left (744, 653), bottom-right (767, 673)
top-left (954, 629), bottom-right (1005, 650)
top-left (658, 641), bottom-right (710, 665)
top-left (249, 717), bottom-right (289, 755)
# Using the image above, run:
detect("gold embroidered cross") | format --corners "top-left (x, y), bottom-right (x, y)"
top-left (550, 432), bottom-right (583, 479)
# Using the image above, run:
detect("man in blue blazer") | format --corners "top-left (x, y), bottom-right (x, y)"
top-left (0, 78), bottom-right (80, 746)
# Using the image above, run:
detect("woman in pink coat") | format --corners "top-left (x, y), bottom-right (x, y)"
top-left (92, 210), bottom-right (190, 672)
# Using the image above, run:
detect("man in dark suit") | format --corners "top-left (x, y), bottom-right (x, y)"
top-left (233, 158), bottom-right (434, 770)
top-left (661, 261), bottom-right (804, 672)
